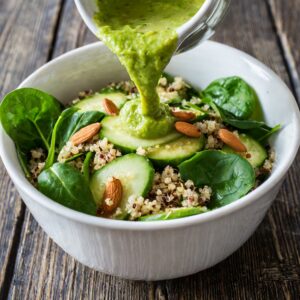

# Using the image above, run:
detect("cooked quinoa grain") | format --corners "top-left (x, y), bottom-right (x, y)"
top-left (126, 166), bottom-right (212, 220)
top-left (29, 148), bottom-right (46, 182)
top-left (58, 135), bottom-right (122, 171)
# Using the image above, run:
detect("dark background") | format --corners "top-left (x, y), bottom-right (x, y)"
top-left (0, 0), bottom-right (299, 299)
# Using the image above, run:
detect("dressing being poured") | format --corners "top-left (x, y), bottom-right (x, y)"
top-left (95, 0), bottom-right (205, 138)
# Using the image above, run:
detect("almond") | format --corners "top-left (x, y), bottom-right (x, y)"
top-left (103, 98), bottom-right (119, 115)
top-left (175, 121), bottom-right (201, 138)
top-left (218, 129), bottom-right (247, 152)
top-left (70, 123), bottom-right (101, 146)
top-left (172, 110), bottom-right (196, 121)
top-left (101, 177), bottom-right (123, 215)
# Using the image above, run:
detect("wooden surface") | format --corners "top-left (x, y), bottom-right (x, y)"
top-left (0, 0), bottom-right (299, 299)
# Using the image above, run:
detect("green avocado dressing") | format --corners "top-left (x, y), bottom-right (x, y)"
top-left (95, 0), bottom-right (205, 138)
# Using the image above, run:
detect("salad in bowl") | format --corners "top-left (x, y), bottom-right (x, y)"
top-left (0, 74), bottom-right (279, 221)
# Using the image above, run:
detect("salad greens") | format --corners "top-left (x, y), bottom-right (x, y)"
top-left (83, 152), bottom-right (94, 182)
top-left (0, 75), bottom-right (280, 220)
top-left (55, 109), bottom-right (105, 151)
top-left (44, 108), bottom-right (104, 169)
top-left (179, 150), bottom-right (255, 207)
top-left (203, 76), bottom-right (258, 120)
top-left (0, 88), bottom-right (62, 152)
top-left (38, 163), bottom-right (97, 215)
top-left (203, 97), bottom-right (280, 144)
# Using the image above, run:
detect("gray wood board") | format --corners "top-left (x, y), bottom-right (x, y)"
top-left (0, 0), bottom-right (63, 298)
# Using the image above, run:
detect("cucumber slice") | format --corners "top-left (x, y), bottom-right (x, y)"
top-left (100, 116), bottom-right (181, 152)
top-left (74, 92), bottom-right (127, 113)
top-left (139, 207), bottom-right (208, 221)
top-left (90, 154), bottom-right (154, 217)
top-left (223, 133), bottom-right (267, 167)
top-left (147, 136), bottom-right (205, 167)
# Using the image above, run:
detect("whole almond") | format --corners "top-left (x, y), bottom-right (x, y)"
top-left (70, 123), bottom-right (101, 146)
top-left (175, 121), bottom-right (201, 138)
top-left (103, 98), bottom-right (119, 115)
top-left (101, 177), bottom-right (123, 215)
top-left (172, 110), bottom-right (196, 121)
top-left (218, 129), bottom-right (247, 152)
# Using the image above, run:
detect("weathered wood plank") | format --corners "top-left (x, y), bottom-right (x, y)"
top-left (5, 0), bottom-right (300, 299)
top-left (267, 0), bottom-right (300, 101)
top-left (0, 0), bottom-right (63, 297)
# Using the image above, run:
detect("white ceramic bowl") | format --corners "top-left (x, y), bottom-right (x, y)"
top-left (1, 41), bottom-right (299, 281)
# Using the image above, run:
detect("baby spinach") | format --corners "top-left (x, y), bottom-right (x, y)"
top-left (44, 108), bottom-right (104, 169)
top-left (222, 113), bottom-right (280, 144)
top-left (246, 124), bottom-right (281, 145)
top-left (83, 152), bottom-right (94, 182)
top-left (16, 146), bottom-right (31, 180)
top-left (64, 153), bottom-right (85, 163)
top-left (204, 99), bottom-right (280, 143)
top-left (55, 110), bottom-right (104, 151)
top-left (203, 76), bottom-right (257, 120)
top-left (182, 102), bottom-right (208, 121)
top-left (38, 163), bottom-right (97, 215)
top-left (0, 88), bottom-right (62, 152)
top-left (44, 107), bottom-right (77, 169)
top-left (179, 150), bottom-right (255, 208)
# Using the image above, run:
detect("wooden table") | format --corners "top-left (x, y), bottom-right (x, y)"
top-left (0, 0), bottom-right (299, 299)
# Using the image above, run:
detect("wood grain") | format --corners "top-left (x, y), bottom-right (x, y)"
top-left (267, 0), bottom-right (300, 101)
top-left (1, 0), bottom-right (300, 299)
top-left (0, 0), bottom-right (63, 298)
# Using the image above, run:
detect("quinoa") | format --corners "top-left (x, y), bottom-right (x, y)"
top-left (136, 147), bottom-right (147, 156)
top-left (58, 135), bottom-right (122, 171)
top-left (29, 148), bottom-right (46, 182)
top-left (157, 76), bottom-right (191, 103)
top-left (195, 119), bottom-right (224, 149)
top-left (126, 166), bottom-right (212, 220)
top-left (107, 80), bottom-right (137, 95)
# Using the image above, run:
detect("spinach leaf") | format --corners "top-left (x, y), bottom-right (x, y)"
top-left (179, 150), bottom-right (255, 208)
top-left (182, 102), bottom-right (208, 121)
top-left (16, 146), bottom-right (31, 180)
top-left (65, 153), bottom-right (85, 163)
top-left (83, 152), bottom-right (94, 182)
top-left (44, 107), bottom-right (77, 169)
top-left (44, 107), bottom-right (104, 170)
top-left (223, 115), bottom-right (280, 144)
top-left (0, 88), bottom-right (62, 151)
top-left (38, 163), bottom-right (97, 215)
top-left (56, 110), bottom-right (104, 151)
top-left (247, 124), bottom-right (281, 145)
top-left (203, 76), bottom-right (257, 120)
top-left (204, 99), bottom-right (280, 143)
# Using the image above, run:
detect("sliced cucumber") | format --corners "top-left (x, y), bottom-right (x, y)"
top-left (100, 116), bottom-right (181, 152)
top-left (90, 154), bottom-right (154, 217)
top-left (223, 133), bottom-right (267, 167)
top-left (74, 92), bottom-right (127, 113)
top-left (139, 207), bottom-right (208, 221)
top-left (147, 136), bottom-right (205, 167)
